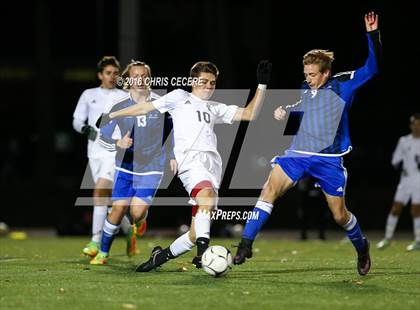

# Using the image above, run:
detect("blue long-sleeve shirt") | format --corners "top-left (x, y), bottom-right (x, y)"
top-left (288, 30), bottom-right (381, 156)
top-left (99, 92), bottom-right (175, 174)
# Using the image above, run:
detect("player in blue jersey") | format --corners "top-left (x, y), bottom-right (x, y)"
top-left (90, 61), bottom-right (177, 264)
top-left (234, 12), bottom-right (381, 276)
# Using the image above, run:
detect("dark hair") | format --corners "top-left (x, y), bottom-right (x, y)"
top-left (97, 56), bottom-right (120, 73)
top-left (410, 113), bottom-right (420, 123)
top-left (190, 61), bottom-right (219, 78)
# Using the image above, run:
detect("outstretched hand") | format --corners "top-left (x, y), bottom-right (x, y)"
top-left (365, 11), bottom-right (378, 32)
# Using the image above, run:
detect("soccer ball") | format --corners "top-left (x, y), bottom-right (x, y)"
top-left (202, 245), bottom-right (233, 277)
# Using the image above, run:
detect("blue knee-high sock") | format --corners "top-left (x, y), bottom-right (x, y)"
top-left (100, 219), bottom-right (120, 254)
top-left (343, 213), bottom-right (366, 252)
top-left (242, 201), bottom-right (273, 241)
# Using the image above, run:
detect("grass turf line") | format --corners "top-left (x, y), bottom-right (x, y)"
top-left (0, 237), bottom-right (419, 310)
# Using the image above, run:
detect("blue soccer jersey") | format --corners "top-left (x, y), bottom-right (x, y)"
top-left (98, 92), bottom-right (174, 202)
top-left (99, 92), bottom-right (175, 174)
top-left (288, 30), bottom-right (381, 156)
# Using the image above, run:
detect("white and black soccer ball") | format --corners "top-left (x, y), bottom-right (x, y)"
top-left (202, 245), bottom-right (233, 277)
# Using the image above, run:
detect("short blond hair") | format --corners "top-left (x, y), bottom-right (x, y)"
top-left (121, 60), bottom-right (151, 90)
top-left (303, 49), bottom-right (334, 73)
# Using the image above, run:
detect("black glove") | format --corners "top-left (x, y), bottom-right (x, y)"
top-left (257, 60), bottom-right (272, 85)
top-left (81, 125), bottom-right (97, 141)
top-left (96, 113), bottom-right (111, 129)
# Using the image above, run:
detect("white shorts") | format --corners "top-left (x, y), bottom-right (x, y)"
top-left (394, 178), bottom-right (420, 205)
top-left (177, 151), bottom-right (222, 196)
top-left (89, 156), bottom-right (115, 183)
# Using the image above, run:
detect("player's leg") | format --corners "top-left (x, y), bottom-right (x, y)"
top-left (191, 183), bottom-right (217, 264)
top-left (311, 156), bottom-right (370, 275)
top-left (377, 201), bottom-right (404, 249)
top-left (324, 193), bottom-right (370, 275)
top-left (407, 203), bottom-right (420, 251)
top-left (83, 158), bottom-right (114, 257)
top-left (127, 197), bottom-right (149, 257)
top-left (136, 211), bottom-right (197, 272)
top-left (90, 199), bottom-right (130, 265)
top-left (91, 170), bottom-right (132, 264)
top-left (234, 163), bottom-right (296, 264)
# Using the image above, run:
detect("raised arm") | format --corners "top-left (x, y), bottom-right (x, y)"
top-left (342, 12), bottom-right (381, 90)
top-left (110, 102), bottom-right (156, 118)
top-left (233, 60), bottom-right (272, 121)
top-left (96, 101), bottom-right (156, 128)
top-left (364, 11), bottom-right (378, 32)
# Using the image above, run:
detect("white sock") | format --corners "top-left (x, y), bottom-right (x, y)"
top-left (414, 217), bottom-right (420, 242)
top-left (169, 232), bottom-right (195, 257)
top-left (120, 215), bottom-right (132, 235)
top-left (103, 218), bottom-right (120, 236)
top-left (91, 206), bottom-right (108, 243)
top-left (342, 213), bottom-right (357, 231)
top-left (195, 209), bottom-right (211, 240)
top-left (384, 214), bottom-right (399, 240)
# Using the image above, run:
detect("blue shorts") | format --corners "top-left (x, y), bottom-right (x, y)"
top-left (272, 154), bottom-right (347, 197)
top-left (112, 169), bottom-right (163, 205)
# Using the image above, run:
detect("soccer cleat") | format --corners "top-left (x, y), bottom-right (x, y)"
top-left (126, 224), bottom-right (138, 257)
top-left (192, 256), bottom-right (202, 269)
top-left (233, 239), bottom-right (253, 265)
top-left (406, 241), bottom-right (420, 251)
top-left (136, 219), bottom-right (147, 237)
top-left (357, 239), bottom-right (371, 276)
top-left (90, 251), bottom-right (109, 265)
top-left (376, 239), bottom-right (390, 250)
top-left (82, 241), bottom-right (99, 257)
top-left (135, 246), bottom-right (164, 272)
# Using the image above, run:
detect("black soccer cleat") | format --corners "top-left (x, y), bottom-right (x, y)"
top-left (233, 239), bottom-right (253, 265)
top-left (192, 256), bottom-right (202, 269)
top-left (357, 239), bottom-right (371, 276)
top-left (135, 246), bottom-right (163, 272)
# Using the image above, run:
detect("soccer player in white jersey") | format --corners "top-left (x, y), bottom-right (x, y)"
top-left (377, 113), bottom-right (420, 251)
top-left (97, 60), bottom-right (272, 271)
top-left (73, 56), bottom-right (131, 258)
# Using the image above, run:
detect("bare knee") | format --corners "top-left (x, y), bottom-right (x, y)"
top-left (260, 166), bottom-right (293, 202)
top-left (332, 210), bottom-right (348, 226)
top-left (188, 230), bottom-right (196, 244)
top-left (93, 188), bottom-right (111, 206)
top-left (130, 206), bottom-right (149, 222)
top-left (411, 204), bottom-right (420, 217)
top-left (196, 188), bottom-right (216, 211)
top-left (391, 203), bottom-right (404, 216)
top-left (261, 181), bottom-right (279, 200)
top-left (108, 203), bottom-right (129, 224)
top-left (325, 195), bottom-right (349, 226)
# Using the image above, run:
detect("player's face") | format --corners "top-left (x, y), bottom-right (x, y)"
top-left (410, 119), bottom-right (420, 137)
top-left (98, 65), bottom-right (119, 89)
top-left (304, 64), bottom-right (330, 89)
top-left (192, 72), bottom-right (217, 100)
top-left (129, 65), bottom-right (150, 95)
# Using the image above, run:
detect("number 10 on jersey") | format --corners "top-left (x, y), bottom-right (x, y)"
top-left (197, 111), bottom-right (210, 123)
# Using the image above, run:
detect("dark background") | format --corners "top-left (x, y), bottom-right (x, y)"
top-left (1, 0), bottom-right (418, 233)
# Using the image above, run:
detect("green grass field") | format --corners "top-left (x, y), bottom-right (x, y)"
top-left (1, 237), bottom-right (419, 310)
